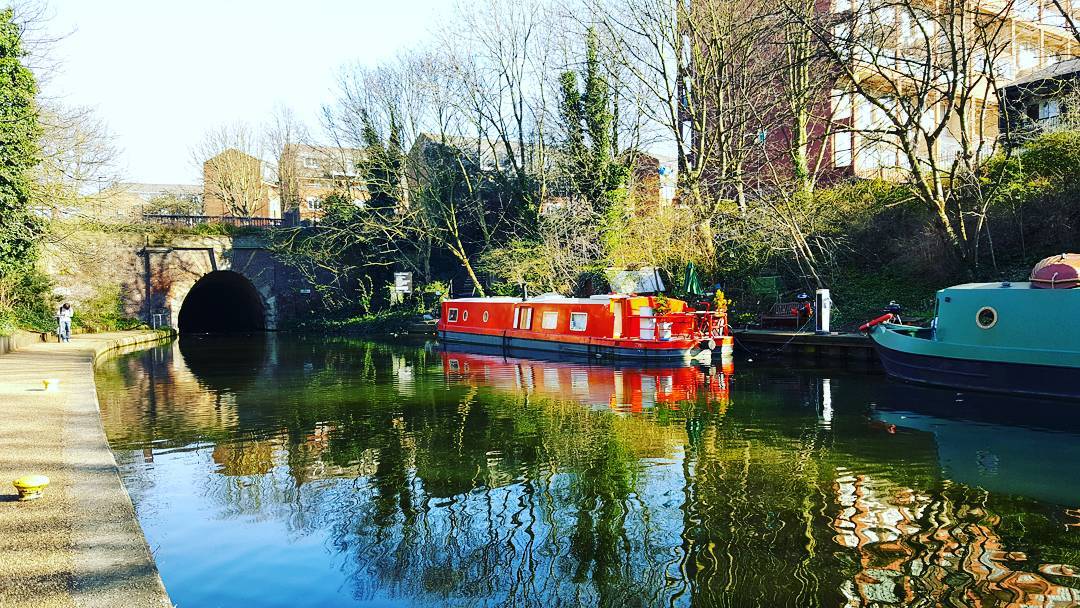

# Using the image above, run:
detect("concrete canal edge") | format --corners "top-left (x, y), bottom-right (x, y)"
top-left (0, 329), bottom-right (175, 608)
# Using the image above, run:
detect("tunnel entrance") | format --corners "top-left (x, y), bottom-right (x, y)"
top-left (178, 271), bottom-right (266, 333)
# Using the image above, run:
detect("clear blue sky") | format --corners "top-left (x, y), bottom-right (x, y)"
top-left (42, 0), bottom-right (451, 184)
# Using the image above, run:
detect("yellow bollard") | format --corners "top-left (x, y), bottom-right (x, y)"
top-left (13, 475), bottom-right (50, 501)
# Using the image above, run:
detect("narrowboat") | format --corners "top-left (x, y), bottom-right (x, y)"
top-left (436, 293), bottom-right (731, 362)
top-left (863, 254), bottom-right (1080, 400)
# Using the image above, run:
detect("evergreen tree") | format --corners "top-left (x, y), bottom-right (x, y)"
top-left (558, 28), bottom-right (627, 212)
top-left (0, 8), bottom-right (42, 279)
top-left (358, 110), bottom-right (403, 211)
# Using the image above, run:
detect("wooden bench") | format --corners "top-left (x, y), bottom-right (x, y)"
top-left (760, 301), bottom-right (813, 328)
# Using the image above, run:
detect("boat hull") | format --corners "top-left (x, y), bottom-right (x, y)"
top-left (438, 329), bottom-right (704, 361)
top-left (873, 339), bottom-right (1080, 400)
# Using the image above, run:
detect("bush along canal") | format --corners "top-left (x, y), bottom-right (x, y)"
top-left (94, 334), bottom-right (1080, 607)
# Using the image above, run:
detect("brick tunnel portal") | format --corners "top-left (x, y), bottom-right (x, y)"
top-left (177, 270), bottom-right (266, 333)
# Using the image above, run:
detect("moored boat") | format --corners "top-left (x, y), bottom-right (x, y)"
top-left (436, 293), bottom-right (731, 362)
top-left (863, 255), bottom-right (1080, 400)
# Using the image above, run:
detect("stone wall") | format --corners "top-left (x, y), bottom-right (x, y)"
top-left (40, 230), bottom-right (316, 330)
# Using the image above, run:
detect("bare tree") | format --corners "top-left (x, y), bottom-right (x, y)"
top-left (192, 122), bottom-right (272, 217)
top-left (795, 0), bottom-right (1017, 271)
top-left (265, 105), bottom-right (310, 214)
top-left (1045, 0), bottom-right (1080, 46)
top-left (35, 102), bottom-right (120, 215)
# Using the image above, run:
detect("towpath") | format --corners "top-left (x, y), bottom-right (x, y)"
top-left (0, 330), bottom-right (174, 608)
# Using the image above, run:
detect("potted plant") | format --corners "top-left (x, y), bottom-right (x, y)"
top-left (713, 290), bottom-right (730, 313)
top-left (654, 293), bottom-right (673, 340)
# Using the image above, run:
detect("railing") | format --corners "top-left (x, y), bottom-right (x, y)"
top-left (142, 214), bottom-right (287, 228)
top-left (637, 311), bottom-right (727, 341)
top-left (1002, 115), bottom-right (1070, 148)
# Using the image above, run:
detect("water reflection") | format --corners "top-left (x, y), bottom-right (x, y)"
top-left (94, 338), bottom-right (1080, 607)
top-left (440, 348), bottom-right (732, 413)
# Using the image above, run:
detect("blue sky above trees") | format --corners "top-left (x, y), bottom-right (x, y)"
top-left (42, 0), bottom-right (450, 184)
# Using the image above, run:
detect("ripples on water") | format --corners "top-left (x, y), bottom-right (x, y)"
top-left (94, 335), bottom-right (1080, 607)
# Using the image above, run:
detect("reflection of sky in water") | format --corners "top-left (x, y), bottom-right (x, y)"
top-left (97, 337), bottom-right (1080, 607)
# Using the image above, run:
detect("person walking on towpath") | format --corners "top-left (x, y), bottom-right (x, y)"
top-left (57, 302), bottom-right (73, 343)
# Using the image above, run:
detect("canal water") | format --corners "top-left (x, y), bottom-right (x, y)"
top-left (95, 335), bottom-right (1080, 607)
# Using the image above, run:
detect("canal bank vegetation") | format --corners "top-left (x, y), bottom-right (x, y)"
top-left (262, 0), bottom-right (1080, 329)
top-left (0, 6), bottom-right (141, 336)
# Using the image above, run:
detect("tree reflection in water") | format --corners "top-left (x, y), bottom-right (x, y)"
top-left (95, 337), bottom-right (1080, 607)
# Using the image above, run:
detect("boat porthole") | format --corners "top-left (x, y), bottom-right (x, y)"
top-left (976, 306), bottom-right (997, 329)
top-left (462, 310), bottom-right (469, 321)
top-left (482, 311), bottom-right (489, 323)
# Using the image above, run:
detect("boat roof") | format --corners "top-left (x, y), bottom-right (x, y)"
top-left (445, 297), bottom-right (523, 303)
top-left (943, 282), bottom-right (1035, 290)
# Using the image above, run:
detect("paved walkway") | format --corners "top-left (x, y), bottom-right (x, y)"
top-left (0, 331), bottom-right (175, 608)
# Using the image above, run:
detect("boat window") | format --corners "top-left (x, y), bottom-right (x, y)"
top-left (542, 311), bottom-right (559, 330)
top-left (570, 312), bottom-right (588, 332)
top-left (447, 308), bottom-right (459, 323)
top-left (483, 311), bottom-right (489, 323)
top-left (976, 306), bottom-right (997, 329)
top-left (462, 310), bottom-right (469, 322)
top-left (519, 307), bottom-right (533, 330)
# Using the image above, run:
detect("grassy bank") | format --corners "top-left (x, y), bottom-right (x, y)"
top-left (291, 309), bottom-right (424, 337)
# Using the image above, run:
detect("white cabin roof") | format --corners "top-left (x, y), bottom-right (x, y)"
top-left (446, 297), bottom-right (523, 303)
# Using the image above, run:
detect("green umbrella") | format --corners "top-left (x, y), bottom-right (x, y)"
top-left (682, 261), bottom-right (704, 297)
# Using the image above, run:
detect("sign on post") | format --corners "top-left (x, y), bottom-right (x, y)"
top-left (394, 272), bottom-right (413, 294)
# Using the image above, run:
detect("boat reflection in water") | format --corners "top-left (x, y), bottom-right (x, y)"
top-left (440, 345), bottom-right (733, 414)
top-left (875, 382), bottom-right (1080, 507)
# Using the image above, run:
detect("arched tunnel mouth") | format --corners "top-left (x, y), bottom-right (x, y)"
top-left (178, 271), bottom-right (266, 333)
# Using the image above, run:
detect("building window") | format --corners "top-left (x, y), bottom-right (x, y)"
top-left (305, 196), bottom-right (321, 210)
top-left (1039, 99), bottom-right (1060, 120)
top-left (993, 57), bottom-right (1016, 80)
top-left (832, 90), bottom-right (852, 120)
top-left (834, 132), bottom-right (852, 167)
top-left (1017, 43), bottom-right (1039, 72)
top-left (302, 156), bottom-right (319, 169)
top-left (1015, 0), bottom-right (1040, 21)
top-left (569, 312), bottom-right (588, 332)
top-left (541, 311), bottom-right (559, 330)
top-left (447, 308), bottom-right (459, 323)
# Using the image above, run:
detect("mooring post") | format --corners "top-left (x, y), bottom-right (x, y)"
top-left (815, 289), bottom-right (831, 335)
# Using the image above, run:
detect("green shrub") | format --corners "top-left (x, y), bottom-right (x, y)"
top-left (0, 266), bottom-right (56, 335)
top-left (72, 285), bottom-right (145, 333)
top-left (302, 309), bottom-right (418, 336)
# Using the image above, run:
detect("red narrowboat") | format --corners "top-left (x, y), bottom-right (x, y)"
top-left (436, 293), bottom-right (731, 362)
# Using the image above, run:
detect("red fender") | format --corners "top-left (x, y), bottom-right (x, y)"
top-left (858, 313), bottom-right (894, 333)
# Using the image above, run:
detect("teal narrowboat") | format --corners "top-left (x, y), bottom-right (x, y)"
top-left (866, 257), bottom-right (1080, 399)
